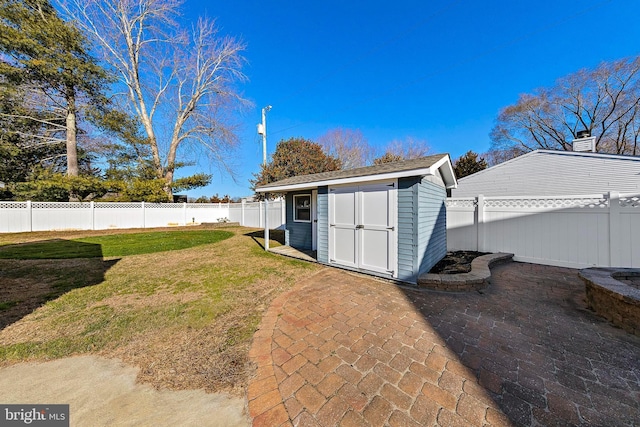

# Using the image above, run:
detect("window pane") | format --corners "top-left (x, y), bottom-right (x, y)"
top-left (297, 208), bottom-right (310, 221)
top-left (296, 195), bottom-right (310, 208)
top-left (294, 195), bottom-right (311, 221)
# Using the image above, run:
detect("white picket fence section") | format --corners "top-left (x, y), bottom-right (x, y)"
top-left (0, 200), bottom-right (285, 233)
top-left (446, 192), bottom-right (640, 269)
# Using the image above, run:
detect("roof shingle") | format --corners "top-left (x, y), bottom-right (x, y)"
top-left (256, 154), bottom-right (450, 191)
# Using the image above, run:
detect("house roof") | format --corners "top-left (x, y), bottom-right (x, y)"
top-left (451, 149), bottom-right (640, 198)
top-left (256, 154), bottom-right (457, 192)
top-left (458, 149), bottom-right (640, 184)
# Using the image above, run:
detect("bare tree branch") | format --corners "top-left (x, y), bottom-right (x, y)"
top-left (58, 0), bottom-right (248, 198)
top-left (318, 128), bottom-right (373, 169)
top-left (491, 56), bottom-right (640, 160)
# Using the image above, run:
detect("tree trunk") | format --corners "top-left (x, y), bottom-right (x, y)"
top-left (65, 86), bottom-right (79, 202)
top-left (163, 170), bottom-right (174, 201)
top-left (65, 87), bottom-right (78, 177)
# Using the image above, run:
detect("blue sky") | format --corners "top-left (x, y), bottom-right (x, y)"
top-left (177, 0), bottom-right (640, 199)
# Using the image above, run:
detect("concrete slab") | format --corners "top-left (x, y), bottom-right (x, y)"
top-left (0, 356), bottom-right (249, 427)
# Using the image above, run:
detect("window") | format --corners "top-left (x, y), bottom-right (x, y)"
top-left (294, 194), bottom-right (311, 222)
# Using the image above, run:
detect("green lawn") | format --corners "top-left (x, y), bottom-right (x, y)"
top-left (0, 230), bottom-right (234, 259)
top-left (0, 226), bottom-right (318, 394)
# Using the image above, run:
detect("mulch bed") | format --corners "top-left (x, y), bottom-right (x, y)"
top-left (429, 251), bottom-right (489, 274)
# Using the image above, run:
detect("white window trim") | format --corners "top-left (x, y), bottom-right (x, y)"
top-left (293, 194), bottom-right (312, 223)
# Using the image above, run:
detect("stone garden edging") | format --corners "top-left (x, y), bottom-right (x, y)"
top-left (417, 253), bottom-right (514, 292)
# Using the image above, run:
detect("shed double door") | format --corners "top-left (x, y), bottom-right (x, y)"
top-left (328, 182), bottom-right (396, 276)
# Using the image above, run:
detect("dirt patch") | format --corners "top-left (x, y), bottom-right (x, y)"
top-left (429, 251), bottom-right (489, 274)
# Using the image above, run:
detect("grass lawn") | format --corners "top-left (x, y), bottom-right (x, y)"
top-left (0, 226), bottom-right (321, 395)
top-left (0, 230), bottom-right (234, 259)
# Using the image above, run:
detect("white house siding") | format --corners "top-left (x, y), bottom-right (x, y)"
top-left (451, 150), bottom-right (640, 198)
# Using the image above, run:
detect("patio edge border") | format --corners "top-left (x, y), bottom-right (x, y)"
top-left (416, 253), bottom-right (514, 292)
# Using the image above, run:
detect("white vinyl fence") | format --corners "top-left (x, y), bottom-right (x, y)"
top-left (446, 192), bottom-right (640, 269)
top-left (228, 200), bottom-right (285, 230)
top-left (0, 200), bottom-right (285, 233)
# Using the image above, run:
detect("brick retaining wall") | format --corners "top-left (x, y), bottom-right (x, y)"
top-left (579, 268), bottom-right (640, 336)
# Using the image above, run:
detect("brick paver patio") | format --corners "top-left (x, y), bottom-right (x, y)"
top-left (247, 263), bottom-right (640, 426)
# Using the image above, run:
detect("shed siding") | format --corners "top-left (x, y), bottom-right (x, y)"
top-left (417, 178), bottom-right (447, 276)
top-left (452, 151), bottom-right (640, 197)
top-left (285, 191), bottom-right (313, 250)
top-left (397, 177), bottom-right (420, 282)
top-left (317, 186), bottom-right (329, 263)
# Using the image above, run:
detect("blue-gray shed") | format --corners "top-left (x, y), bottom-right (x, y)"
top-left (255, 155), bottom-right (457, 284)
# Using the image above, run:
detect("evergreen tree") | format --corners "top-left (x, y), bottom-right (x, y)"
top-left (453, 150), bottom-right (488, 179)
top-left (0, 0), bottom-right (109, 187)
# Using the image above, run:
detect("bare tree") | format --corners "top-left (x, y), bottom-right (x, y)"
top-left (317, 128), bottom-right (374, 169)
top-left (373, 137), bottom-right (431, 164)
top-left (482, 146), bottom-right (526, 167)
top-left (58, 0), bottom-right (248, 198)
top-left (491, 56), bottom-right (640, 159)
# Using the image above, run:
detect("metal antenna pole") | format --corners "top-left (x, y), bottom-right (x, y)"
top-left (257, 105), bottom-right (272, 250)
top-left (260, 105), bottom-right (272, 166)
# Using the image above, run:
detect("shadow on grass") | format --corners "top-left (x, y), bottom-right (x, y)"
top-left (0, 239), bottom-right (104, 259)
top-left (0, 239), bottom-right (118, 330)
top-left (0, 230), bottom-right (234, 259)
top-left (244, 229), bottom-right (285, 250)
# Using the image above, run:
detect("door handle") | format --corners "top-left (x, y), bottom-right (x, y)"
top-left (355, 225), bottom-right (364, 229)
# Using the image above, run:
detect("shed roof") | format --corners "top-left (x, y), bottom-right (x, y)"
top-left (256, 154), bottom-right (456, 192)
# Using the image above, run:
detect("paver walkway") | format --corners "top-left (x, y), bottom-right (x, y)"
top-left (247, 263), bottom-right (640, 426)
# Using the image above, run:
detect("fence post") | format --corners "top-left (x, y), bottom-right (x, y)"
top-left (27, 200), bottom-right (32, 232)
top-left (90, 201), bottom-right (95, 230)
top-left (609, 191), bottom-right (621, 267)
top-left (141, 201), bottom-right (145, 229)
top-left (477, 194), bottom-right (485, 252)
top-left (183, 202), bottom-right (187, 226)
top-left (241, 200), bottom-right (245, 226)
top-left (281, 198), bottom-right (286, 226)
top-left (264, 197), bottom-right (270, 250)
